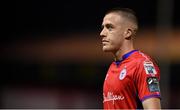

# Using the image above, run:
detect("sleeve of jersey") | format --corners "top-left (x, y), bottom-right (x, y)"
top-left (135, 59), bottom-right (161, 102)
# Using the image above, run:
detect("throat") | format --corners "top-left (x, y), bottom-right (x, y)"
top-left (113, 48), bottom-right (135, 61)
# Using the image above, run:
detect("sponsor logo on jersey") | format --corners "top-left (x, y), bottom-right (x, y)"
top-left (147, 77), bottom-right (160, 92)
top-left (119, 67), bottom-right (126, 80)
top-left (144, 61), bottom-right (157, 75)
top-left (103, 92), bottom-right (124, 104)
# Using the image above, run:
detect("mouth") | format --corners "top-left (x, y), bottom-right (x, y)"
top-left (102, 40), bottom-right (109, 45)
top-left (102, 39), bottom-right (109, 43)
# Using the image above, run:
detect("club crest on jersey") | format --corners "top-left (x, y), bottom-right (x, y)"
top-left (105, 74), bottom-right (109, 80)
top-left (119, 67), bottom-right (126, 80)
top-left (144, 61), bottom-right (157, 75)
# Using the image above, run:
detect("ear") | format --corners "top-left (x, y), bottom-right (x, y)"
top-left (124, 29), bottom-right (133, 39)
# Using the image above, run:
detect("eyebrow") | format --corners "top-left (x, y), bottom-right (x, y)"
top-left (101, 23), bottom-right (114, 28)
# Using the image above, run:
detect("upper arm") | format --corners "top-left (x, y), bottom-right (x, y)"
top-left (142, 97), bottom-right (161, 109)
top-left (134, 59), bottom-right (161, 107)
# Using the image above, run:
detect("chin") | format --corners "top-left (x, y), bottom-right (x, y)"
top-left (102, 47), bottom-right (112, 52)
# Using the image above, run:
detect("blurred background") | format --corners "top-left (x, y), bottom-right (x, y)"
top-left (1, 0), bottom-right (180, 109)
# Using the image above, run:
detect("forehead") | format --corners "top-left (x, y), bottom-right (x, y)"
top-left (102, 13), bottom-right (123, 25)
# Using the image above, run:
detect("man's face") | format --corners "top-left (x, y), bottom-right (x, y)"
top-left (100, 13), bottom-right (126, 53)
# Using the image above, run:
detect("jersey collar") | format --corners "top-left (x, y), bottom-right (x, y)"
top-left (115, 50), bottom-right (138, 65)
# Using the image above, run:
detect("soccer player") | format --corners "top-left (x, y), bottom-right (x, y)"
top-left (100, 7), bottom-right (161, 109)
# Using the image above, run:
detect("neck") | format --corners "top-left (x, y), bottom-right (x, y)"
top-left (113, 41), bottom-right (134, 61)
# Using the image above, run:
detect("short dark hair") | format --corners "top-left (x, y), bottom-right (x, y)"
top-left (105, 7), bottom-right (138, 31)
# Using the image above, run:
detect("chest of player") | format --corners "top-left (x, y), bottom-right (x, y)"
top-left (104, 63), bottom-right (136, 93)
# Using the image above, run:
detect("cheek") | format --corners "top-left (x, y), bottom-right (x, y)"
top-left (109, 33), bottom-right (123, 46)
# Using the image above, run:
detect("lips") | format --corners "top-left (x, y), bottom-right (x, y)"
top-left (102, 40), bottom-right (109, 45)
top-left (102, 39), bottom-right (109, 43)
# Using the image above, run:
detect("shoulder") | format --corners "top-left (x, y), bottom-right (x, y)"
top-left (130, 51), bottom-right (160, 71)
top-left (133, 51), bottom-right (160, 75)
top-left (132, 51), bottom-right (157, 64)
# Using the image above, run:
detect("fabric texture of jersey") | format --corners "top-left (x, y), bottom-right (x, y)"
top-left (103, 50), bottom-right (161, 109)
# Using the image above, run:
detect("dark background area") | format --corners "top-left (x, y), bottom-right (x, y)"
top-left (1, 0), bottom-right (180, 108)
top-left (2, 0), bottom-right (159, 41)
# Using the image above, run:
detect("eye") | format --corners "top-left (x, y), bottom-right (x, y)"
top-left (106, 24), bottom-right (114, 31)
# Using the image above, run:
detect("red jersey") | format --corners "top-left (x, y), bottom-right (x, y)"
top-left (103, 50), bottom-right (161, 109)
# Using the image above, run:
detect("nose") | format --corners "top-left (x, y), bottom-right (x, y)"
top-left (100, 28), bottom-right (106, 38)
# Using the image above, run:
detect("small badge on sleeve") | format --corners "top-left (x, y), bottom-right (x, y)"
top-left (144, 61), bottom-right (157, 75)
top-left (147, 77), bottom-right (160, 92)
